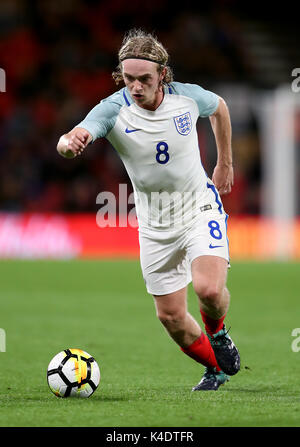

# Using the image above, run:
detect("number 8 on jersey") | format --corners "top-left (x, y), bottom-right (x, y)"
top-left (156, 142), bottom-right (169, 164)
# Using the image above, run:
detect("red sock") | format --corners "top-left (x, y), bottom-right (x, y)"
top-left (181, 332), bottom-right (221, 371)
top-left (200, 310), bottom-right (226, 337)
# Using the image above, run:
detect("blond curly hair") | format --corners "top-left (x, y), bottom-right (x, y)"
top-left (112, 29), bottom-right (173, 85)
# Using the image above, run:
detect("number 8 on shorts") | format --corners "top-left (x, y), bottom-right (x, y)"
top-left (208, 220), bottom-right (222, 240)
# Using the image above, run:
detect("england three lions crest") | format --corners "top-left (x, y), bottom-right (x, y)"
top-left (173, 112), bottom-right (192, 136)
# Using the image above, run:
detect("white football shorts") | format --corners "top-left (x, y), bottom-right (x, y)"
top-left (139, 209), bottom-right (229, 296)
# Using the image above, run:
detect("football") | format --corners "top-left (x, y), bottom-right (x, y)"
top-left (47, 348), bottom-right (100, 398)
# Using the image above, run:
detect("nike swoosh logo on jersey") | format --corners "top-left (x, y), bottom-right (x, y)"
top-left (209, 243), bottom-right (224, 249)
top-left (125, 127), bottom-right (141, 133)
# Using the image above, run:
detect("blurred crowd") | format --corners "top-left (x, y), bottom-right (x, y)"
top-left (0, 0), bottom-right (263, 214)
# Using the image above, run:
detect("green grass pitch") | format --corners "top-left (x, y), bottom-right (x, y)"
top-left (0, 259), bottom-right (299, 427)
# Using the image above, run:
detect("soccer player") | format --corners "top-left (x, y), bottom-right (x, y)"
top-left (57, 29), bottom-right (240, 391)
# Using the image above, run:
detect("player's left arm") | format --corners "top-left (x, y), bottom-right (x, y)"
top-left (209, 96), bottom-right (233, 196)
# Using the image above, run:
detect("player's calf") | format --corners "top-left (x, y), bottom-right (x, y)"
top-left (157, 310), bottom-right (201, 348)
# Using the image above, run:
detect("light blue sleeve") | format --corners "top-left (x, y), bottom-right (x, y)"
top-left (170, 82), bottom-right (219, 117)
top-left (76, 89), bottom-right (125, 141)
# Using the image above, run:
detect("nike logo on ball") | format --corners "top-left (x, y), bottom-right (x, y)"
top-left (125, 127), bottom-right (141, 133)
top-left (209, 243), bottom-right (224, 249)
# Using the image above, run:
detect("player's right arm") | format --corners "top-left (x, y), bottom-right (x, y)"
top-left (57, 127), bottom-right (93, 158)
top-left (57, 90), bottom-right (124, 158)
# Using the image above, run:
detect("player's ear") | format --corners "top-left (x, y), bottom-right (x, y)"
top-left (120, 62), bottom-right (125, 81)
top-left (159, 66), bottom-right (167, 85)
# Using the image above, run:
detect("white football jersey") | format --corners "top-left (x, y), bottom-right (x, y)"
top-left (77, 82), bottom-right (222, 230)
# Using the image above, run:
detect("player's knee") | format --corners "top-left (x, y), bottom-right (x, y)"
top-left (194, 281), bottom-right (223, 303)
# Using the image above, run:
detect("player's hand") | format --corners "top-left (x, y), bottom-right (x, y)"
top-left (212, 163), bottom-right (234, 195)
top-left (57, 128), bottom-right (91, 158)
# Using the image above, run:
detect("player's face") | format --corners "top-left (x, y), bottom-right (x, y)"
top-left (122, 59), bottom-right (166, 111)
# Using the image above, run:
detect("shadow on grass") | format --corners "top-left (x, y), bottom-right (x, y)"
top-left (222, 388), bottom-right (267, 393)
top-left (221, 386), bottom-right (296, 395)
top-left (0, 393), bottom-right (130, 404)
top-left (89, 395), bottom-right (129, 402)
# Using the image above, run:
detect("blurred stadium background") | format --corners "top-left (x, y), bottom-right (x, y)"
top-left (0, 0), bottom-right (299, 261)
